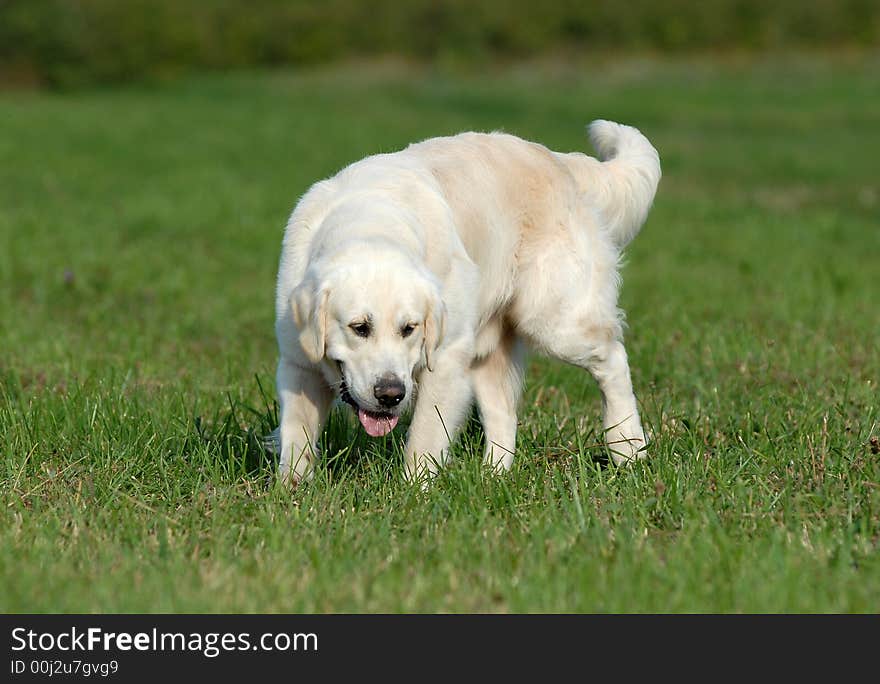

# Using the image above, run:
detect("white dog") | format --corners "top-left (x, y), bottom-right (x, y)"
top-left (273, 120), bottom-right (661, 484)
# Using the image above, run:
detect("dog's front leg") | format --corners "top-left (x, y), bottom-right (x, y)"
top-left (276, 357), bottom-right (334, 486)
top-left (403, 345), bottom-right (474, 483)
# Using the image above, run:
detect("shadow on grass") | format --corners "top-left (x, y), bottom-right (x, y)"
top-left (189, 372), bottom-right (619, 489)
top-left (189, 374), bottom-right (279, 482)
top-left (188, 373), bottom-right (410, 485)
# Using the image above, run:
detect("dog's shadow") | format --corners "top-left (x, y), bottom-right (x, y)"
top-left (194, 380), bottom-right (611, 488)
top-left (265, 403), bottom-right (493, 483)
top-left (314, 404), bottom-right (612, 478)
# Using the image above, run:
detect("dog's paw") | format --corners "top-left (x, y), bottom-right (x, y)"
top-left (606, 418), bottom-right (648, 466)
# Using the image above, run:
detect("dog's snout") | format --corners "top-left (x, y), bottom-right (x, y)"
top-left (374, 375), bottom-right (405, 408)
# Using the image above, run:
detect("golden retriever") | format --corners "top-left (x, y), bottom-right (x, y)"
top-left (272, 120), bottom-right (661, 484)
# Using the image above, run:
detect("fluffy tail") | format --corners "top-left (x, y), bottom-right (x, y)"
top-left (586, 119), bottom-right (661, 249)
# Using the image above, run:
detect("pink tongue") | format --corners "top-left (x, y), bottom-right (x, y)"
top-left (357, 408), bottom-right (400, 437)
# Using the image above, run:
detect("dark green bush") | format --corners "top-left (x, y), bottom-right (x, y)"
top-left (1, 0), bottom-right (877, 88)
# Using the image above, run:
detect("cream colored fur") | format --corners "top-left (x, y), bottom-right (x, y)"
top-left (273, 120), bottom-right (661, 484)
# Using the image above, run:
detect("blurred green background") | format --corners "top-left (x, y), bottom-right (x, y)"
top-left (1, 0), bottom-right (878, 88)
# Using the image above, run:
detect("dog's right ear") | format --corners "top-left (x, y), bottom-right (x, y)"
top-left (291, 280), bottom-right (329, 364)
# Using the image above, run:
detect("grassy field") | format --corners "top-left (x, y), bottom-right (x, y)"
top-left (1, 53), bottom-right (878, 613)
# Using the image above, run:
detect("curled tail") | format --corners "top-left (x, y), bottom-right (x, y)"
top-left (586, 119), bottom-right (661, 249)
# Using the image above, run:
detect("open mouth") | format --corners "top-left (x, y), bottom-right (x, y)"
top-left (339, 378), bottom-right (400, 438)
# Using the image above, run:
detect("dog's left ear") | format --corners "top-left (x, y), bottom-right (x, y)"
top-left (291, 280), bottom-right (330, 364)
top-left (423, 290), bottom-right (446, 372)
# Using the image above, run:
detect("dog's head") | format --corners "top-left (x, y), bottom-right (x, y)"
top-left (291, 251), bottom-right (445, 437)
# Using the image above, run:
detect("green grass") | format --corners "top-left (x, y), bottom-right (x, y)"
top-left (1, 53), bottom-right (879, 613)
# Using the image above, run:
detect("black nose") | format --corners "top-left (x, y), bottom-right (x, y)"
top-left (374, 376), bottom-right (405, 408)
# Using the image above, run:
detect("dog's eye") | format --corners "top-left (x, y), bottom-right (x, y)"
top-left (349, 322), bottom-right (371, 338)
top-left (401, 323), bottom-right (417, 338)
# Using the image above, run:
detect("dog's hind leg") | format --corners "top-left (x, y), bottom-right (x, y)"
top-left (527, 318), bottom-right (647, 465)
top-left (472, 331), bottom-right (527, 472)
top-left (583, 336), bottom-right (647, 464)
top-left (276, 358), bottom-right (334, 485)
top-left (514, 217), bottom-right (648, 465)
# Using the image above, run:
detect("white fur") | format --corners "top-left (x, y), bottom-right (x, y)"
top-left (273, 120), bottom-right (661, 484)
